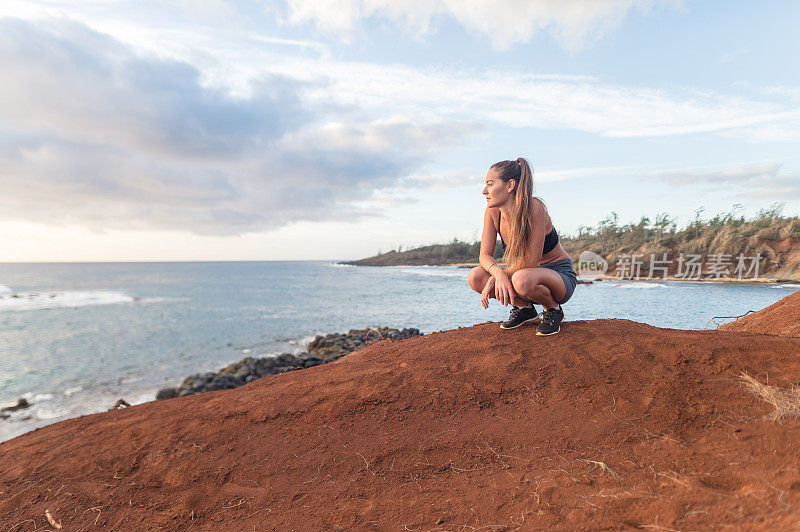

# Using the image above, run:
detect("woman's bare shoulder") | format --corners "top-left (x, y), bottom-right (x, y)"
top-left (484, 206), bottom-right (500, 225)
top-left (531, 197), bottom-right (552, 229)
top-left (531, 196), bottom-right (548, 212)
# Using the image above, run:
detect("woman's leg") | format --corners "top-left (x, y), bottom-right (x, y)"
top-left (467, 266), bottom-right (533, 307)
top-left (510, 267), bottom-right (566, 310)
top-left (467, 266), bottom-right (490, 293)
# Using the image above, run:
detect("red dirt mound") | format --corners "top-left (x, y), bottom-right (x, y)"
top-left (720, 288), bottom-right (800, 337)
top-left (3, 319), bottom-right (800, 530)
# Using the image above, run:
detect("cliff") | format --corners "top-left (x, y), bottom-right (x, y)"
top-left (345, 210), bottom-right (800, 281)
top-left (3, 295), bottom-right (800, 529)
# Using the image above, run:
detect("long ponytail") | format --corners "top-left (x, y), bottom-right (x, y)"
top-left (491, 157), bottom-right (535, 274)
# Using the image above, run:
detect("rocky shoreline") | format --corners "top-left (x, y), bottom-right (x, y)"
top-left (156, 327), bottom-right (422, 399)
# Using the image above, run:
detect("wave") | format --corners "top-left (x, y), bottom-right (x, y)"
top-left (0, 289), bottom-right (188, 312)
top-left (612, 282), bottom-right (668, 289)
top-left (63, 385), bottom-right (83, 397)
top-left (327, 262), bottom-right (355, 268)
top-left (288, 334), bottom-right (318, 348)
top-left (771, 284), bottom-right (800, 289)
top-left (136, 296), bottom-right (190, 303)
top-left (399, 268), bottom-right (465, 278)
top-left (34, 407), bottom-right (72, 420)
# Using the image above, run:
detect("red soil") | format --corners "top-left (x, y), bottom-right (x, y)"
top-left (3, 314), bottom-right (800, 530)
top-left (720, 289), bottom-right (800, 337)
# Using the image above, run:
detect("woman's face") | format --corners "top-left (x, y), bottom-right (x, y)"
top-left (482, 168), bottom-right (515, 208)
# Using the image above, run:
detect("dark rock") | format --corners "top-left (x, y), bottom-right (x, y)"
top-left (1, 398), bottom-right (30, 413)
top-left (156, 388), bottom-right (179, 400)
top-left (276, 354), bottom-right (299, 366)
top-left (307, 327), bottom-right (421, 360)
top-left (156, 326), bottom-right (423, 399)
top-left (205, 374), bottom-right (243, 391)
top-left (302, 357), bottom-right (324, 368)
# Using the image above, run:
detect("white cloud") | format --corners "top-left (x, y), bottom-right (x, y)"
top-left (649, 161), bottom-right (800, 200)
top-left (285, 60), bottom-right (796, 141)
top-left (0, 18), bottom-right (470, 235)
top-left (283, 0), bottom-right (686, 51)
top-left (654, 162), bottom-right (781, 186)
top-left (398, 169), bottom-right (481, 190)
top-left (3, 6), bottom-right (796, 145)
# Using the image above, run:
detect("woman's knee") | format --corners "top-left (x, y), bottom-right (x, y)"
top-left (511, 270), bottom-right (535, 295)
top-left (467, 266), bottom-right (488, 292)
top-left (512, 270), bottom-right (560, 302)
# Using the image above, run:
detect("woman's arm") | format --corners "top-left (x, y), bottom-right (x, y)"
top-left (478, 208), bottom-right (501, 275)
top-left (478, 208), bottom-right (516, 306)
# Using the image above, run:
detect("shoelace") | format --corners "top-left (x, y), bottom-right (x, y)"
top-left (508, 305), bottom-right (534, 320)
top-left (508, 306), bottom-right (525, 319)
top-left (541, 309), bottom-right (557, 325)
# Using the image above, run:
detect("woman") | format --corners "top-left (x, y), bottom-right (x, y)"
top-left (466, 158), bottom-right (577, 335)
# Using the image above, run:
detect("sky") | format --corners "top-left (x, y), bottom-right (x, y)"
top-left (1, 0), bottom-right (798, 261)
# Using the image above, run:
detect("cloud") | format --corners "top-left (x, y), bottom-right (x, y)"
top-left (283, 0), bottom-right (685, 51)
top-left (743, 179), bottom-right (800, 200)
top-left (648, 161), bottom-right (800, 199)
top-left (0, 18), bottom-right (310, 158)
top-left (396, 169), bottom-right (481, 190)
top-left (274, 59), bottom-right (798, 142)
top-left (0, 18), bottom-right (470, 235)
top-left (654, 162), bottom-right (782, 186)
top-left (5, 6), bottom-right (796, 145)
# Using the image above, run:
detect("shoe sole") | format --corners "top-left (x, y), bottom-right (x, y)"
top-left (500, 317), bottom-right (542, 330)
top-left (536, 326), bottom-right (561, 336)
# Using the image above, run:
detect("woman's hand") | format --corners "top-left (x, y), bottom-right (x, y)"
top-left (492, 269), bottom-right (517, 306)
top-left (480, 276), bottom-right (495, 309)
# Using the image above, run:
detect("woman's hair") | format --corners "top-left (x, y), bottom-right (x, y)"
top-left (491, 157), bottom-right (538, 273)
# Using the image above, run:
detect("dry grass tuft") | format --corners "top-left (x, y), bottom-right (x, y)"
top-left (740, 372), bottom-right (800, 421)
top-left (579, 459), bottom-right (622, 481)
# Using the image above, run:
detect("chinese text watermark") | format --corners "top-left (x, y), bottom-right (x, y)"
top-left (609, 253), bottom-right (762, 280)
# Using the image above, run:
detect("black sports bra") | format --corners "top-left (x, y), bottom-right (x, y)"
top-left (498, 211), bottom-right (559, 255)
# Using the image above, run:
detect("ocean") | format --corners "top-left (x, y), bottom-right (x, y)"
top-left (1, 260), bottom-right (798, 442)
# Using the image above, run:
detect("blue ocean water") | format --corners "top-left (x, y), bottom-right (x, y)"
top-left (1, 260), bottom-right (798, 442)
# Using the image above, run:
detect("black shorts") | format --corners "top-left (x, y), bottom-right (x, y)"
top-left (541, 258), bottom-right (577, 304)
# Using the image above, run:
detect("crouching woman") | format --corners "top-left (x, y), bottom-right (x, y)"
top-left (467, 157), bottom-right (577, 335)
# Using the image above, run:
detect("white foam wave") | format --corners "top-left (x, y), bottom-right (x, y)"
top-left (399, 268), bottom-right (465, 278)
top-left (0, 290), bottom-right (133, 311)
top-left (772, 284), bottom-right (800, 289)
top-left (135, 296), bottom-right (190, 303)
top-left (612, 282), bottom-right (667, 289)
top-left (129, 390), bottom-right (158, 406)
top-left (290, 334), bottom-right (318, 347)
top-left (0, 285), bottom-right (13, 296)
top-left (63, 386), bottom-right (83, 397)
top-left (0, 291), bottom-right (188, 311)
top-left (32, 393), bottom-right (53, 402)
top-left (327, 262), bottom-right (354, 268)
top-left (34, 407), bottom-right (72, 420)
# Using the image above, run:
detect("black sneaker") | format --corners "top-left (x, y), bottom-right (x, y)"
top-left (536, 306), bottom-right (564, 336)
top-left (500, 303), bottom-right (541, 330)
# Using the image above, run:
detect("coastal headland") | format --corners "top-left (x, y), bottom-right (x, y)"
top-left (344, 209), bottom-right (800, 282)
top-left (2, 292), bottom-right (800, 529)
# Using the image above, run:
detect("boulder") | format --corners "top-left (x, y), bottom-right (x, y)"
top-left (155, 326), bottom-right (423, 399)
